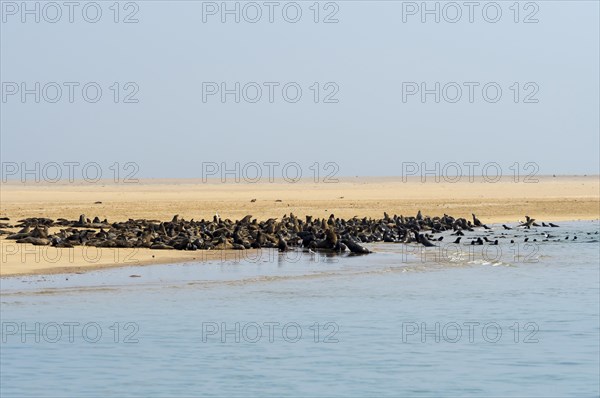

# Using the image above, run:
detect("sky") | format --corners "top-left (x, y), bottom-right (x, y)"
top-left (1, 0), bottom-right (599, 180)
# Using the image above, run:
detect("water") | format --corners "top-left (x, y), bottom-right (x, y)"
top-left (1, 221), bottom-right (599, 397)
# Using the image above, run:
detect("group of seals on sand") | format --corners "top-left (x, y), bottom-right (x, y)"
top-left (1, 212), bottom-right (586, 255)
top-left (2, 213), bottom-right (375, 254)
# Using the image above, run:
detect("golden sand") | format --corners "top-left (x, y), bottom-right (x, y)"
top-left (1, 176), bottom-right (598, 276)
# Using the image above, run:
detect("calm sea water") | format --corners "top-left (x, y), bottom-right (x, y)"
top-left (1, 221), bottom-right (599, 397)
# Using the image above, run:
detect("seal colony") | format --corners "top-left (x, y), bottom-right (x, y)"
top-left (1, 212), bottom-right (588, 257)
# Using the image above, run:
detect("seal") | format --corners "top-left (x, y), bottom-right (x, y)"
top-left (418, 234), bottom-right (436, 247)
top-left (277, 234), bottom-right (288, 252)
top-left (342, 236), bottom-right (371, 254)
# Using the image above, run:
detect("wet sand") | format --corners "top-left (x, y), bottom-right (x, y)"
top-left (1, 176), bottom-right (598, 276)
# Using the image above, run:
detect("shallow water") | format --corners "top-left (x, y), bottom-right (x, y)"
top-left (1, 221), bottom-right (599, 397)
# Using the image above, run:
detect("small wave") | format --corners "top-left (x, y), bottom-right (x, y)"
top-left (467, 259), bottom-right (512, 267)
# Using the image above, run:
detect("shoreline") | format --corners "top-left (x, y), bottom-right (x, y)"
top-left (2, 218), bottom-right (598, 278)
top-left (1, 176), bottom-right (598, 277)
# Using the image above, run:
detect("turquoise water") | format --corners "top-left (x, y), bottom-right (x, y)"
top-left (1, 221), bottom-right (599, 397)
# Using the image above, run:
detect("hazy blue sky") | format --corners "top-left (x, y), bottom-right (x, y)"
top-left (1, 1), bottom-right (599, 179)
